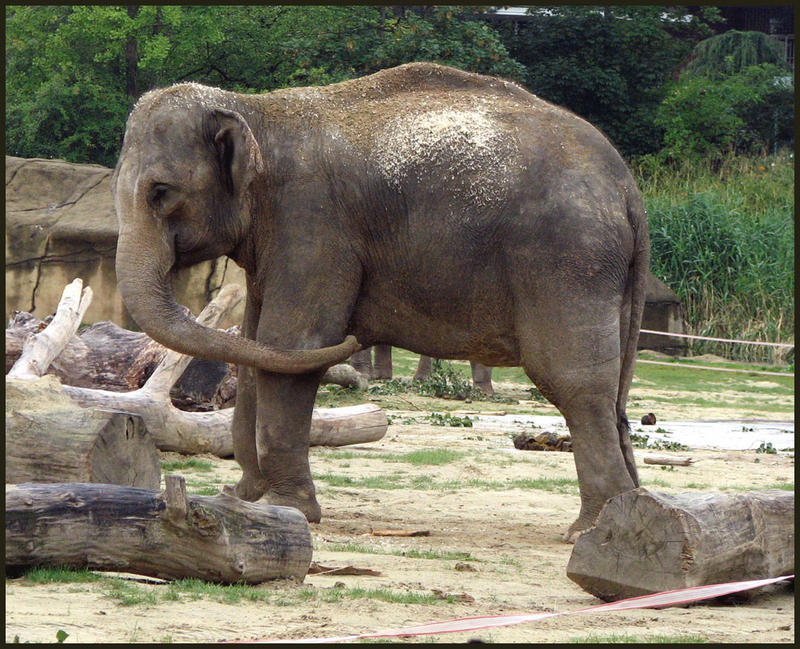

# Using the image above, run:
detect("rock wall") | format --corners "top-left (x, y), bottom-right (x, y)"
top-left (5, 155), bottom-right (686, 354)
top-left (5, 156), bottom-right (245, 329)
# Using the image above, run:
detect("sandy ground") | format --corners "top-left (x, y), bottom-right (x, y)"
top-left (5, 381), bottom-right (795, 644)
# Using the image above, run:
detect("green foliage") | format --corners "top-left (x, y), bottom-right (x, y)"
top-left (630, 432), bottom-right (690, 452)
top-left (425, 412), bottom-right (474, 427)
top-left (655, 63), bottom-right (793, 160)
top-left (685, 30), bottom-right (787, 79)
top-left (570, 633), bottom-right (708, 643)
top-left (161, 458), bottom-right (213, 473)
top-left (5, 5), bottom-right (525, 166)
top-left (638, 153), bottom-right (794, 363)
top-left (415, 359), bottom-right (484, 400)
top-left (496, 6), bottom-right (721, 156)
top-left (397, 448), bottom-right (465, 465)
top-left (755, 441), bottom-right (777, 455)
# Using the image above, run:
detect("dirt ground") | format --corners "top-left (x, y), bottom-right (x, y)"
top-left (5, 381), bottom-right (795, 644)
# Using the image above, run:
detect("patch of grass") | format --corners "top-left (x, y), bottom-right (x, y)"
top-left (402, 549), bottom-right (476, 561)
top-left (764, 482), bottom-right (794, 491)
top-left (319, 585), bottom-right (454, 605)
top-left (167, 578), bottom-right (272, 604)
top-left (314, 473), bottom-right (406, 490)
top-left (19, 566), bottom-right (103, 584)
top-left (315, 541), bottom-right (386, 555)
top-left (411, 476), bottom-right (579, 494)
top-left (570, 632), bottom-right (708, 643)
top-left (192, 486), bottom-right (221, 496)
top-left (160, 457), bottom-right (214, 473)
top-left (397, 448), bottom-right (466, 465)
top-left (105, 579), bottom-right (159, 606)
top-left (315, 541), bottom-right (478, 563)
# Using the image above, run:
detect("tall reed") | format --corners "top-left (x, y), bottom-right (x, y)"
top-left (631, 151), bottom-right (794, 364)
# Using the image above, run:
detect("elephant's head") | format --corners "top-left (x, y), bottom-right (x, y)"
top-left (113, 84), bottom-right (358, 373)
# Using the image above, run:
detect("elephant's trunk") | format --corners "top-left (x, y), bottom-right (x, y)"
top-left (114, 184), bottom-right (358, 374)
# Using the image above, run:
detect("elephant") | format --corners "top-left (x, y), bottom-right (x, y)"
top-left (350, 345), bottom-right (494, 395)
top-left (113, 62), bottom-right (650, 542)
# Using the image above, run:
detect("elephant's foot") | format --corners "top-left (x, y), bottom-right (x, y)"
top-left (224, 475), bottom-right (270, 501)
top-left (257, 483), bottom-right (322, 523)
top-left (562, 510), bottom-right (600, 543)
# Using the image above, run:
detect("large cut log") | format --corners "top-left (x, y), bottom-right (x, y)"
top-left (5, 375), bottom-right (161, 488)
top-left (5, 477), bottom-right (313, 584)
top-left (567, 487), bottom-right (794, 601)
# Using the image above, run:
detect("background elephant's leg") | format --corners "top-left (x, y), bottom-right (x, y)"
top-left (413, 354), bottom-right (433, 381)
top-left (255, 371), bottom-right (324, 521)
top-left (470, 361), bottom-right (494, 396)
top-left (372, 344), bottom-right (393, 379)
top-left (349, 347), bottom-right (374, 379)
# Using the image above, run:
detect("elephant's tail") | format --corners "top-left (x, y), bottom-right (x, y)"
top-left (616, 190), bottom-right (651, 433)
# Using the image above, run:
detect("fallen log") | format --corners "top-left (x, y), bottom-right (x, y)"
top-left (5, 477), bottom-right (313, 584)
top-left (567, 487), bottom-right (794, 601)
top-left (8, 279), bottom-right (387, 457)
top-left (6, 375), bottom-right (160, 489)
top-left (310, 404), bottom-right (388, 447)
top-left (642, 454), bottom-right (695, 466)
top-left (7, 315), bottom-right (365, 402)
top-left (7, 278), bottom-right (92, 380)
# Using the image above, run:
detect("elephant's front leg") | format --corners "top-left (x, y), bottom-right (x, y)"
top-left (255, 370), bottom-right (323, 521)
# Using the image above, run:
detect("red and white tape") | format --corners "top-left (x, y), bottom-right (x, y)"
top-left (237, 574), bottom-right (793, 643)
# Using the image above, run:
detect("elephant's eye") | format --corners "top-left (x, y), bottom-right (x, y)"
top-left (147, 183), bottom-right (182, 217)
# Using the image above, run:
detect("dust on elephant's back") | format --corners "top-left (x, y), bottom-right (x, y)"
top-left (374, 106), bottom-right (523, 210)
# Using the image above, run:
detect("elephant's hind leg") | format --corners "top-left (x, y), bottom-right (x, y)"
top-left (517, 306), bottom-right (636, 543)
top-left (226, 364), bottom-right (271, 501)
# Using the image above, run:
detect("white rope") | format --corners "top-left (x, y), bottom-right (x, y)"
top-left (640, 329), bottom-right (794, 349)
top-left (636, 359), bottom-right (794, 377)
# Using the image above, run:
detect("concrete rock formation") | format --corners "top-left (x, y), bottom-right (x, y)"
top-left (5, 156), bottom-right (245, 328)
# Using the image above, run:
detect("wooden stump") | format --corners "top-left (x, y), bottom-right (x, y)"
top-left (567, 487), bottom-right (794, 601)
top-left (5, 477), bottom-right (313, 584)
top-left (5, 375), bottom-right (160, 489)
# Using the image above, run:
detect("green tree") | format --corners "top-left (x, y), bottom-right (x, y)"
top-left (6, 5), bottom-right (185, 166)
top-left (655, 29), bottom-right (793, 161)
top-left (494, 5), bottom-right (722, 156)
top-left (684, 29), bottom-right (788, 79)
top-left (6, 5), bottom-right (525, 166)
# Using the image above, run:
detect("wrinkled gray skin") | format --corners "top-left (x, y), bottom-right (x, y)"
top-left (351, 346), bottom-right (494, 395)
top-left (113, 62), bottom-right (649, 542)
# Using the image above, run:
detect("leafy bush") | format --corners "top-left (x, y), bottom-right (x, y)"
top-left (655, 63), bottom-right (793, 161)
top-left (414, 360), bottom-right (484, 400)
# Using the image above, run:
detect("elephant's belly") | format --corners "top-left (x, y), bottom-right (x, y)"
top-left (348, 280), bottom-right (520, 366)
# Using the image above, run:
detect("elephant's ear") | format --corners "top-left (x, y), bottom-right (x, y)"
top-left (209, 108), bottom-right (265, 197)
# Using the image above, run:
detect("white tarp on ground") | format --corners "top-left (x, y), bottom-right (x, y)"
top-left (462, 414), bottom-right (794, 452)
